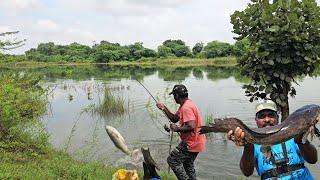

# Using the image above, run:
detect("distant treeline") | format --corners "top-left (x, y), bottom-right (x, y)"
top-left (1, 39), bottom-right (249, 63)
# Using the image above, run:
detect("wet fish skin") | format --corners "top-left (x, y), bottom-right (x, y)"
top-left (105, 125), bottom-right (131, 155)
top-left (200, 104), bottom-right (320, 145)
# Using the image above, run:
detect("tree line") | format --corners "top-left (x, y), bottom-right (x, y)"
top-left (1, 39), bottom-right (249, 63)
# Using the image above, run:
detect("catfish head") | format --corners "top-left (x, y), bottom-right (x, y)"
top-left (310, 111), bottom-right (320, 140)
top-left (309, 105), bottom-right (320, 126)
top-left (299, 105), bottom-right (320, 143)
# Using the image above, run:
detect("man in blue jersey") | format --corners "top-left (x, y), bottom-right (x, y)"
top-left (227, 100), bottom-right (317, 179)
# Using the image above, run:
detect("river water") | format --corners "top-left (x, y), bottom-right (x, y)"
top-left (12, 65), bottom-right (320, 179)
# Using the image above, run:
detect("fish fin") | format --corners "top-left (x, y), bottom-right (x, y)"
top-left (302, 130), bottom-right (310, 144)
top-left (131, 148), bottom-right (142, 161)
top-left (310, 126), bottom-right (314, 142)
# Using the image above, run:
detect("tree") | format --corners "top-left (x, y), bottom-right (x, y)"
top-left (94, 41), bottom-right (121, 51)
top-left (37, 42), bottom-right (56, 56)
top-left (94, 51), bottom-right (111, 63)
top-left (25, 48), bottom-right (42, 61)
top-left (192, 42), bottom-right (204, 55)
top-left (174, 45), bottom-right (191, 57)
top-left (157, 45), bottom-right (172, 57)
top-left (163, 39), bottom-right (185, 47)
top-left (126, 42), bottom-right (144, 60)
top-left (65, 42), bottom-right (92, 61)
top-left (233, 38), bottom-right (250, 57)
top-left (203, 41), bottom-right (233, 58)
top-left (138, 48), bottom-right (157, 58)
top-left (0, 31), bottom-right (25, 51)
top-left (162, 39), bottom-right (191, 57)
top-left (231, 0), bottom-right (320, 121)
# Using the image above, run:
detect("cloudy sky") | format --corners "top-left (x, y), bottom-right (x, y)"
top-left (0, 0), bottom-right (319, 54)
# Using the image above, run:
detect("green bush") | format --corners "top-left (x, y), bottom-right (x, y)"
top-left (0, 73), bottom-right (48, 151)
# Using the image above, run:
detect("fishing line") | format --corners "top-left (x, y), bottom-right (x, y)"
top-left (145, 97), bottom-right (171, 135)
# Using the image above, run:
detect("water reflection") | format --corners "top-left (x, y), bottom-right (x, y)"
top-left (1, 65), bottom-right (320, 179)
top-left (0, 65), bottom-right (250, 82)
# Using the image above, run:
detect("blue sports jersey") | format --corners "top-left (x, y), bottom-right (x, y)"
top-left (253, 138), bottom-right (313, 180)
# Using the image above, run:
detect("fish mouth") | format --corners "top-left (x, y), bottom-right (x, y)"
top-left (263, 124), bottom-right (273, 127)
top-left (313, 115), bottom-right (320, 125)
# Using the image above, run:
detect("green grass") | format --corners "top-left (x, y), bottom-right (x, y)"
top-left (109, 57), bottom-right (238, 67)
top-left (0, 146), bottom-right (176, 179)
top-left (0, 56), bottom-right (238, 68)
top-left (94, 87), bottom-right (126, 117)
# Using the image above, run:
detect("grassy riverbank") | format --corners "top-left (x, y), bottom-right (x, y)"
top-left (108, 57), bottom-right (237, 67)
top-left (0, 73), bottom-right (175, 179)
top-left (0, 148), bottom-right (175, 179)
top-left (0, 56), bottom-right (237, 68)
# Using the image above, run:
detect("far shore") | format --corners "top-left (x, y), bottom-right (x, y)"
top-left (0, 56), bottom-right (238, 68)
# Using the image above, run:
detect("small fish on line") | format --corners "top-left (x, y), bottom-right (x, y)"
top-left (105, 125), bottom-right (131, 155)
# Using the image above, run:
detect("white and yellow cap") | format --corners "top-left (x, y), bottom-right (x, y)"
top-left (255, 100), bottom-right (277, 113)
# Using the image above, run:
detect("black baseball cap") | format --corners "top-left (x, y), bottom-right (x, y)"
top-left (169, 84), bottom-right (188, 95)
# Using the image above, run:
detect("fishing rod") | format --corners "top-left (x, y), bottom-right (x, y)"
top-left (134, 78), bottom-right (176, 173)
top-left (135, 78), bottom-right (158, 104)
top-left (134, 78), bottom-right (174, 125)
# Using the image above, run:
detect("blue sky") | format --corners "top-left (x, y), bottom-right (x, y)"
top-left (0, 0), bottom-right (319, 54)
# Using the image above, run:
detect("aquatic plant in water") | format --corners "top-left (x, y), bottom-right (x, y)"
top-left (204, 113), bottom-right (214, 125)
top-left (94, 87), bottom-right (126, 117)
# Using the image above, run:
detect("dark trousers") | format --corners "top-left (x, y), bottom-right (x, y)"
top-left (167, 141), bottom-right (199, 180)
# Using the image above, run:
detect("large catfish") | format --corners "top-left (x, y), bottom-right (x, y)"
top-left (199, 104), bottom-right (320, 145)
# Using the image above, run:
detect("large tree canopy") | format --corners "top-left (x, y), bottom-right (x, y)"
top-left (231, 0), bottom-right (320, 121)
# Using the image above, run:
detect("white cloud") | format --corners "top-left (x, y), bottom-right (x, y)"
top-left (36, 19), bottom-right (60, 33)
top-left (0, 25), bottom-right (13, 32)
top-left (0, 0), bottom-right (44, 15)
top-left (64, 28), bottom-right (96, 43)
top-left (131, 0), bottom-right (191, 6)
top-left (58, 0), bottom-right (191, 17)
top-left (94, 0), bottom-right (153, 16)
